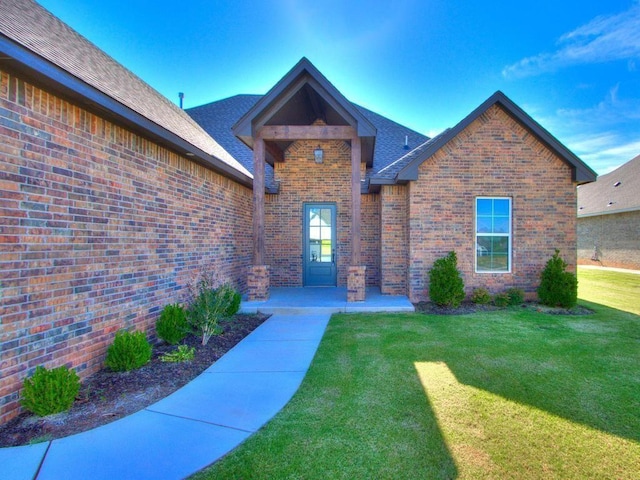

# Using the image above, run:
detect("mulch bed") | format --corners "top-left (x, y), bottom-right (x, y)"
top-left (0, 313), bottom-right (268, 448)
top-left (414, 301), bottom-right (594, 316)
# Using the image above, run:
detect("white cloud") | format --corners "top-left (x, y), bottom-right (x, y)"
top-left (532, 86), bottom-right (640, 174)
top-left (562, 130), bottom-right (640, 174)
top-left (503, 3), bottom-right (640, 78)
top-left (556, 84), bottom-right (640, 124)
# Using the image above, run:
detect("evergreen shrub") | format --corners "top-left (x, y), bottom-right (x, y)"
top-left (21, 365), bottom-right (80, 416)
top-left (505, 287), bottom-right (525, 306)
top-left (537, 250), bottom-right (578, 308)
top-left (105, 330), bottom-right (152, 372)
top-left (428, 251), bottom-right (465, 307)
top-left (493, 292), bottom-right (510, 307)
top-left (156, 303), bottom-right (189, 344)
top-left (471, 288), bottom-right (492, 305)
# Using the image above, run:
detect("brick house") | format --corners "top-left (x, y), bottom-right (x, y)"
top-left (577, 154), bottom-right (640, 270)
top-left (0, 0), bottom-right (595, 424)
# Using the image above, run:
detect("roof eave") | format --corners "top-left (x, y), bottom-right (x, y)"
top-left (0, 34), bottom-right (254, 189)
top-left (578, 206), bottom-right (640, 218)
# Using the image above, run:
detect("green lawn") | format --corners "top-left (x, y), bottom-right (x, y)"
top-left (578, 266), bottom-right (640, 315)
top-left (194, 270), bottom-right (640, 479)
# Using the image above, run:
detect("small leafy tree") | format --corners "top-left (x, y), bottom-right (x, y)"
top-left (187, 275), bottom-right (239, 345)
top-left (537, 250), bottom-right (578, 308)
top-left (428, 251), bottom-right (465, 307)
top-left (21, 365), bottom-right (80, 416)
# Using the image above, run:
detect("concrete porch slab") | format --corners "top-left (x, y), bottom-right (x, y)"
top-left (240, 287), bottom-right (414, 314)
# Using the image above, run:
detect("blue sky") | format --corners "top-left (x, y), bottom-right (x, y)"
top-left (38, 0), bottom-right (640, 175)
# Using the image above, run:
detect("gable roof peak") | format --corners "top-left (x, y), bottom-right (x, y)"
top-left (387, 90), bottom-right (596, 185)
top-left (232, 57), bottom-right (376, 140)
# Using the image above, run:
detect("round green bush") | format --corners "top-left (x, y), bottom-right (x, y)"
top-left (471, 288), bottom-right (492, 305)
top-left (428, 251), bottom-right (465, 308)
top-left (223, 288), bottom-right (242, 317)
top-left (506, 287), bottom-right (525, 306)
top-left (493, 292), bottom-right (510, 307)
top-left (105, 330), bottom-right (152, 372)
top-left (156, 304), bottom-right (188, 344)
top-left (538, 250), bottom-right (578, 308)
top-left (213, 284), bottom-right (241, 317)
top-left (21, 365), bottom-right (80, 416)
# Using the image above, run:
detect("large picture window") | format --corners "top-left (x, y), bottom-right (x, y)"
top-left (476, 197), bottom-right (511, 273)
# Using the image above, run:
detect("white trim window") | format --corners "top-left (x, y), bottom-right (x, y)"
top-left (475, 197), bottom-right (511, 273)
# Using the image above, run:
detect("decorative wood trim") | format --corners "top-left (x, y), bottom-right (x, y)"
top-left (258, 125), bottom-right (357, 141)
top-left (253, 137), bottom-right (265, 265)
top-left (264, 141), bottom-right (284, 162)
top-left (351, 136), bottom-right (362, 264)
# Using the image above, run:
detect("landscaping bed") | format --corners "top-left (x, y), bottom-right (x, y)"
top-left (414, 300), bottom-right (593, 316)
top-left (0, 313), bottom-right (268, 448)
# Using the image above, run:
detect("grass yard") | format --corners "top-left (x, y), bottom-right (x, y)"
top-left (578, 266), bottom-right (640, 315)
top-left (194, 270), bottom-right (640, 479)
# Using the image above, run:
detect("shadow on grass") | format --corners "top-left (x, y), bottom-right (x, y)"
top-left (405, 304), bottom-right (640, 445)
top-left (415, 361), bottom-right (640, 478)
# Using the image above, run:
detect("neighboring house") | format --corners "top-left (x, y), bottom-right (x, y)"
top-left (577, 154), bottom-right (640, 270)
top-left (0, 0), bottom-right (596, 424)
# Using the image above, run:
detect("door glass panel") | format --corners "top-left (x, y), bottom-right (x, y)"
top-left (309, 207), bottom-right (333, 263)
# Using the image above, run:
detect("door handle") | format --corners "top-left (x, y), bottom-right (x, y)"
top-left (332, 249), bottom-right (336, 264)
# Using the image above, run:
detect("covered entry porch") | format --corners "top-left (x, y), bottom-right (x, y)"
top-left (233, 59), bottom-right (378, 302)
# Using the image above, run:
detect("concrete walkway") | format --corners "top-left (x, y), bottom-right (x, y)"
top-left (2, 313), bottom-right (331, 480)
top-left (2, 288), bottom-right (413, 480)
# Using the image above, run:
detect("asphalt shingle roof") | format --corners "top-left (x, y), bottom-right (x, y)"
top-left (187, 95), bottom-right (429, 187)
top-left (578, 154), bottom-right (640, 216)
top-left (0, 0), bottom-right (250, 179)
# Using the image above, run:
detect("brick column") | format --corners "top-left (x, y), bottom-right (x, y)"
top-left (248, 265), bottom-right (270, 301)
top-left (347, 265), bottom-right (366, 302)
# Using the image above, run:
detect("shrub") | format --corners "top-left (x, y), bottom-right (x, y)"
top-left (188, 287), bottom-right (222, 346)
top-left (160, 345), bottom-right (196, 363)
top-left (493, 292), bottom-right (510, 307)
top-left (537, 250), bottom-right (578, 308)
top-left (21, 365), bottom-right (80, 416)
top-left (505, 287), bottom-right (525, 306)
top-left (471, 288), bottom-right (491, 305)
top-left (222, 286), bottom-right (242, 317)
top-left (428, 251), bottom-right (465, 308)
top-left (188, 282), bottom-right (238, 345)
top-left (156, 304), bottom-right (189, 344)
top-left (184, 269), bottom-right (241, 345)
top-left (105, 330), bottom-right (152, 372)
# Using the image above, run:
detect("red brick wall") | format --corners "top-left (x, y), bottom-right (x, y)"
top-left (265, 139), bottom-right (378, 287)
top-left (380, 185), bottom-right (408, 294)
top-left (0, 71), bottom-right (252, 424)
top-left (407, 104), bottom-right (577, 302)
top-left (578, 211), bottom-right (640, 270)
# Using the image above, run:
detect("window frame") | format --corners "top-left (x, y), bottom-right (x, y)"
top-left (475, 197), bottom-right (512, 274)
